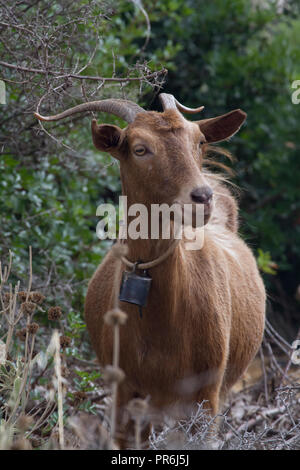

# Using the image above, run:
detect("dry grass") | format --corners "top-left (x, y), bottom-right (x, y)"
top-left (0, 248), bottom-right (82, 449)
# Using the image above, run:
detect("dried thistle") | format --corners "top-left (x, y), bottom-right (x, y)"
top-left (48, 306), bottom-right (62, 321)
top-left (16, 328), bottom-right (27, 341)
top-left (127, 398), bottom-right (149, 450)
top-left (29, 292), bottom-right (46, 305)
top-left (104, 308), bottom-right (127, 326)
top-left (103, 365), bottom-right (125, 385)
top-left (21, 301), bottom-right (36, 316)
top-left (27, 322), bottom-right (39, 335)
top-left (18, 291), bottom-right (28, 303)
top-left (3, 292), bottom-right (12, 307)
top-left (127, 398), bottom-right (149, 419)
top-left (60, 335), bottom-right (71, 349)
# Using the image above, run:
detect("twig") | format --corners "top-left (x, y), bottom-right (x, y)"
top-left (53, 331), bottom-right (64, 449)
top-left (278, 326), bottom-right (300, 388)
top-left (0, 60), bottom-right (167, 83)
top-left (130, 0), bottom-right (151, 54)
top-left (25, 401), bottom-right (57, 439)
top-left (260, 346), bottom-right (269, 404)
top-left (265, 319), bottom-right (292, 351)
top-left (237, 406), bottom-right (286, 433)
top-left (265, 323), bottom-right (290, 356)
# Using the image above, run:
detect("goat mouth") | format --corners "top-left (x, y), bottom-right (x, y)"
top-left (173, 200), bottom-right (212, 227)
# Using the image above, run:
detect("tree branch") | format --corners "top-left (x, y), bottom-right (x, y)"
top-left (0, 60), bottom-right (167, 83)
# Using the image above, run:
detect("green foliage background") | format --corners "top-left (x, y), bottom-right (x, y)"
top-left (148, 0), bottom-right (300, 335)
top-left (1, 0), bottom-right (300, 345)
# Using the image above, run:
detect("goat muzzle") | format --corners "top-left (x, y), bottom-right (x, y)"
top-left (190, 186), bottom-right (213, 205)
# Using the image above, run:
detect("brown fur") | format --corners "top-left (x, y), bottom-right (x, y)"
top-left (85, 108), bottom-right (266, 447)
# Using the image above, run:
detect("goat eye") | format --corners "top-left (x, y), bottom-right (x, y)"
top-left (199, 140), bottom-right (206, 146)
top-left (134, 145), bottom-right (147, 156)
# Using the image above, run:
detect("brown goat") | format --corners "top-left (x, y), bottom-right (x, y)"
top-left (35, 94), bottom-right (266, 447)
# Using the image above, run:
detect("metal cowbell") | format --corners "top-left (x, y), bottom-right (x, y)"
top-left (119, 264), bottom-right (152, 308)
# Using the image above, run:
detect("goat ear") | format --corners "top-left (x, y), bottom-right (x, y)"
top-left (197, 109), bottom-right (246, 143)
top-left (91, 120), bottom-right (124, 157)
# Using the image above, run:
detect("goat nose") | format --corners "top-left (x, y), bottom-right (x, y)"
top-left (190, 186), bottom-right (213, 204)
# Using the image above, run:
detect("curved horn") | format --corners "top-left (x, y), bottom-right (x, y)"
top-left (159, 93), bottom-right (204, 114)
top-left (34, 99), bottom-right (146, 124)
